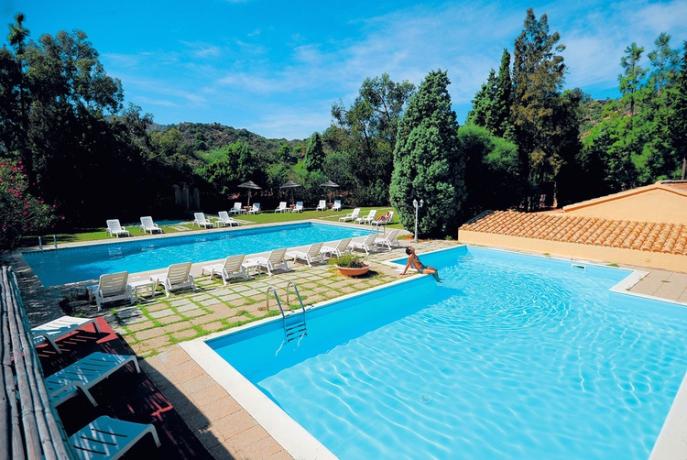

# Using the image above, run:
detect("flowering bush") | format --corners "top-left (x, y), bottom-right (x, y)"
top-left (0, 161), bottom-right (55, 248)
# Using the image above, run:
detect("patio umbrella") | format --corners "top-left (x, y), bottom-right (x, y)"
top-left (320, 180), bottom-right (340, 206)
top-left (279, 180), bottom-right (301, 206)
top-left (238, 180), bottom-right (261, 206)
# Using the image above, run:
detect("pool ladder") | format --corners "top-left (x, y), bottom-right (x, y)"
top-left (266, 282), bottom-right (308, 342)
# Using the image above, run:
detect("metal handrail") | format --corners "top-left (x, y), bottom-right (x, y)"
top-left (285, 281), bottom-right (307, 316)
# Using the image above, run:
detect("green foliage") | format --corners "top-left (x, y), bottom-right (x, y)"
top-left (329, 253), bottom-right (366, 268)
top-left (0, 160), bottom-right (54, 247)
top-left (670, 42), bottom-right (687, 179)
top-left (458, 124), bottom-right (520, 215)
top-left (468, 50), bottom-right (514, 139)
top-left (329, 73), bottom-right (415, 205)
top-left (304, 132), bottom-right (324, 171)
top-left (390, 70), bottom-right (465, 237)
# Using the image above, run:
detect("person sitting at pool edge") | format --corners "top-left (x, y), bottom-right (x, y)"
top-left (401, 246), bottom-right (440, 281)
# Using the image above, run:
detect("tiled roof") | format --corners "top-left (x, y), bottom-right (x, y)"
top-left (460, 211), bottom-right (687, 255)
top-left (562, 181), bottom-right (687, 212)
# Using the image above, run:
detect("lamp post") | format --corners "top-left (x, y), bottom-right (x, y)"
top-left (412, 198), bottom-right (424, 243)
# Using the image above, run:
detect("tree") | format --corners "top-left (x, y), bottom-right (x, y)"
top-left (670, 42), bottom-right (687, 179)
top-left (390, 70), bottom-right (465, 237)
top-left (511, 9), bottom-right (568, 208)
top-left (648, 33), bottom-right (679, 92)
top-left (467, 69), bottom-right (497, 128)
top-left (330, 73), bottom-right (414, 204)
top-left (619, 43), bottom-right (646, 123)
top-left (492, 50), bottom-right (514, 138)
top-left (304, 132), bottom-right (324, 171)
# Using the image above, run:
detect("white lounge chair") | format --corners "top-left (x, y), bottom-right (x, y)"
top-left (339, 208), bottom-right (360, 222)
top-left (193, 212), bottom-right (213, 229)
top-left (247, 203), bottom-right (261, 214)
top-left (89, 272), bottom-right (133, 311)
top-left (375, 229), bottom-right (401, 251)
top-left (356, 209), bottom-right (377, 225)
top-left (332, 199), bottom-right (342, 211)
top-left (217, 211), bottom-right (240, 227)
top-left (70, 416), bottom-right (160, 459)
top-left (316, 200), bottom-right (326, 211)
top-left (31, 315), bottom-right (98, 353)
top-left (291, 201), bottom-right (304, 212)
top-left (151, 262), bottom-right (195, 296)
top-left (45, 352), bottom-right (140, 407)
top-left (274, 201), bottom-right (288, 213)
top-left (106, 219), bottom-right (129, 238)
top-left (286, 243), bottom-right (324, 267)
top-left (139, 216), bottom-right (162, 234)
top-left (201, 255), bottom-right (249, 285)
top-left (371, 211), bottom-right (394, 228)
top-left (321, 238), bottom-right (351, 258)
top-left (244, 248), bottom-right (289, 276)
top-left (350, 233), bottom-right (378, 255)
top-left (230, 202), bottom-right (243, 214)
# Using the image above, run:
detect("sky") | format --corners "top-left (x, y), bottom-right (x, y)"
top-left (2, 0), bottom-right (686, 139)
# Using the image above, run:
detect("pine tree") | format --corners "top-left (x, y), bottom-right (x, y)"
top-left (491, 49), bottom-right (514, 138)
top-left (511, 8), bottom-right (567, 209)
top-left (619, 43), bottom-right (646, 123)
top-left (304, 132), bottom-right (324, 171)
top-left (670, 42), bottom-right (687, 179)
top-left (389, 70), bottom-right (465, 237)
top-left (467, 70), bottom-right (497, 127)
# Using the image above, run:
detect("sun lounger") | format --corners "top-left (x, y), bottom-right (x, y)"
top-left (247, 203), bottom-right (261, 214)
top-left (193, 212), bottom-right (213, 229)
top-left (375, 229), bottom-right (401, 251)
top-left (286, 243), bottom-right (324, 267)
top-left (45, 352), bottom-right (140, 407)
top-left (140, 216), bottom-right (162, 234)
top-left (291, 201), bottom-right (304, 212)
top-left (332, 199), bottom-right (342, 211)
top-left (217, 211), bottom-right (240, 227)
top-left (339, 207), bottom-right (360, 222)
top-left (230, 202), bottom-right (243, 214)
top-left (350, 233), bottom-right (378, 255)
top-left (89, 271), bottom-right (133, 311)
top-left (151, 262), bottom-right (195, 296)
top-left (201, 254), bottom-right (249, 284)
top-left (316, 200), bottom-right (326, 211)
top-left (244, 248), bottom-right (289, 276)
top-left (321, 238), bottom-right (351, 258)
top-left (371, 211), bottom-right (394, 227)
top-left (274, 201), bottom-right (288, 213)
top-left (31, 315), bottom-right (98, 353)
top-left (70, 415), bottom-right (160, 459)
top-left (106, 219), bottom-right (130, 238)
top-left (356, 209), bottom-right (377, 225)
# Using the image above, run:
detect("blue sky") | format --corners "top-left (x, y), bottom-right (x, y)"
top-left (2, 0), bottom-right (686, 139)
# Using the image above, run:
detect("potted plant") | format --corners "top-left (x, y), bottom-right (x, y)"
top-left (330, 253), bottom-right (369, 277)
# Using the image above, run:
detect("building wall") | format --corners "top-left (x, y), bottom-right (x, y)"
top-left (563, 189), bottom-right (687, 224)
top-left (458, 230), bottom-right (687, 273)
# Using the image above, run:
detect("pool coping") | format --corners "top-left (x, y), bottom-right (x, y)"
top-left (182, 244), bottom-right (687, 459)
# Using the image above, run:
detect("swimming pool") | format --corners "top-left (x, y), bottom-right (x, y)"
top-left (23, 222), bottom-right (374, 286)
top-left (206, 246), bottom-right (687, 459)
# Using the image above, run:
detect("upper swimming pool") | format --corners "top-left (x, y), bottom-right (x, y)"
top-left (208, 246), bottom-right (687, 459)
top-left (23, 222), bottom-right (374, 286)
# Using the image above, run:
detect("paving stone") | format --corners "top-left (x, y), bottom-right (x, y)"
top-left (135, 327), bottom-right (167, 341)
top-left (149, 308), bottom-right (176, 319)
top-left (146, 303), bottom-right (170, 312)
top-left (126, 320), bottom-right (156, 332)
top-left (177, 303), bottom-right (201, 313)
top-left (173, 328), bottom-right (201, 341)
top-left (181, 308), bottom-right (206, 318)
top-left (156, 314), bottom-right (184, 326)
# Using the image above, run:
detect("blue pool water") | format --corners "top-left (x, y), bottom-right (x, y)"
top-left (23, 222), bottom-right (374, 286)
top-left (209, 246), bottom-right (687, 459)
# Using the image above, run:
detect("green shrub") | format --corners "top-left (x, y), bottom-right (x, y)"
top-left (329, 253), bottom-right (367, 268)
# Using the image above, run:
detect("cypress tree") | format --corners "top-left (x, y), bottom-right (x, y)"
top-left (304, 132), bottom-right (324, 171)
top-left (670, 42), bottom-right (687, 179)
top-left (467, 69), bottom-right (497, 127)
top-left (491, 49), bottom-right (514, 138)
top-left (390, 70), bottom-right (465, 237)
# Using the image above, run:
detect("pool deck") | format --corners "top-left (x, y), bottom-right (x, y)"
top-left (7, 223), bottom-right (687, 459)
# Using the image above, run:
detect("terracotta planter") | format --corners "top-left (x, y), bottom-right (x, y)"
top-left (337, 265), bottom-right (370, 277)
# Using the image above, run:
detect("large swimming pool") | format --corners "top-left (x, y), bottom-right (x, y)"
top-left (208, 246), bottom-right (687, 459)
top-left (23, 222), bottom-right (374, 286)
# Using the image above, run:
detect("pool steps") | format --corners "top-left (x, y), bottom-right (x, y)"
top-left (266, 282), bottom-right (308, 342)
